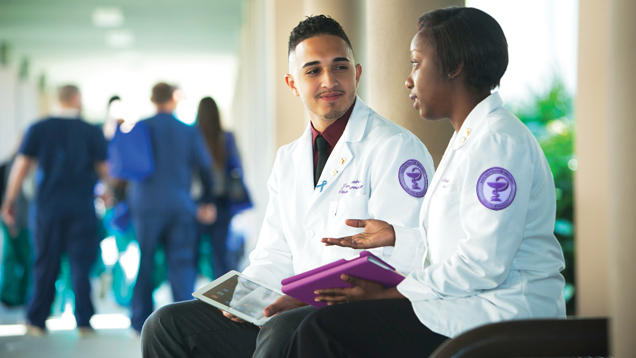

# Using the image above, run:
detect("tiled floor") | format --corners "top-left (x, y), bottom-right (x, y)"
top-left (0, 278), bottom-right (181, 358)
top-left (0, 328), bottom-right (142, 358)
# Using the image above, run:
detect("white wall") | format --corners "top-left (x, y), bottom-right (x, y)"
top-left (0, 68), bottom-right (19, 162)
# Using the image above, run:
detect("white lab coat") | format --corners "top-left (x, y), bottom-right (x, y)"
top-left (243, 97), bottom-right (435, 289)
top-left (396, 93), bottom-right (566, 338)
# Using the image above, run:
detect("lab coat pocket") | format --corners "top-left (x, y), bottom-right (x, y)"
top-left (326, 195), bottom-right (369, 238)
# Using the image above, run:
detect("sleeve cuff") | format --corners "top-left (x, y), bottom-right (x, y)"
top-left (384, 225), bottom-right (426, 274)
top-left (397, 271), bottom-right (440, 302)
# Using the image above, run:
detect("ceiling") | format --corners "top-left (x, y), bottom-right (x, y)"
top-left (0, 0), bottom-right (244, 68)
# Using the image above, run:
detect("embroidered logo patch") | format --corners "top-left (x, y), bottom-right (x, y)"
top-left (476, 167), bottom-right (516, 210)
top-left (398, 159), bottom-right (428, 198)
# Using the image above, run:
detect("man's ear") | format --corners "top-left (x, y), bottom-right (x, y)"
top-left (285, 74), bottom-right (300, 97)
top-left (355, 63), bottom-right (362, 88)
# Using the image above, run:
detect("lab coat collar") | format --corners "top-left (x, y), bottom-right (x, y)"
top-left (293, 125), bottom-right (315, 201)
top-left (342, 96), bottom-right (369, 143)
top-left (452, 92), bottom-right (504, 150)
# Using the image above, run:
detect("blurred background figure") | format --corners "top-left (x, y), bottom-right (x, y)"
top-left (0, 85), bottom-right (109, 336)
top-left (104, 95), bottom-right (123, 140)
top-left (195, 96), bottom-right (252, 278)
top-left (0, 148), bottom-right (32, 308)
top-left (127, 83), bottom-right (215, 334)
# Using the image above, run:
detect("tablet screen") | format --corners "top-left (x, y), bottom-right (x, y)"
top-left (201, 274), bottom-right (283, 320)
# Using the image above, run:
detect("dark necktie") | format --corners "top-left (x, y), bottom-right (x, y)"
top-left (315, 135), bottom-right (329, 186)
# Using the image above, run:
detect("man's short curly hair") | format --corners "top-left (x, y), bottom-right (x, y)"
top-left (288, 15), bottom-right (354, 58)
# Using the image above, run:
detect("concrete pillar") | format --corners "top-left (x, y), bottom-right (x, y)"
top-left (607, 0), bottom-right (636, 355)
top-left (574, 0), bottom-right (610, 317)
top-left (302, 0), bottom-right (368, 101)
top-left (365, 0), bottom-right (461, 167)
top-left (273, 0), bottom-right (306, 149)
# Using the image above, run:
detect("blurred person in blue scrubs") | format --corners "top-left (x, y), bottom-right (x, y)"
top-left (128, 83), bottom-right (216, 334)
top-left (1, 85), bottom-right (109, 336)
top-left (195, 97), bottom-right (252, 278)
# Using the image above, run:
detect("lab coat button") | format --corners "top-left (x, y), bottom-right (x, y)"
top-left (459, 136), bottom-right (466, 144)
top-left (307, 230), bottom-right (315, 238)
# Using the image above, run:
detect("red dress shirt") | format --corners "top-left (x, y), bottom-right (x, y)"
top-left (310, 101), bottom-right (355, 174)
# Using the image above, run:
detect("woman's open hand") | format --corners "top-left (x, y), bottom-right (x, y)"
top-left (321, 219), bottom-right (396, 249)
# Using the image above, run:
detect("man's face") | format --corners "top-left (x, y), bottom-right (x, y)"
top-left (286, 35), bottom-right (361, 124)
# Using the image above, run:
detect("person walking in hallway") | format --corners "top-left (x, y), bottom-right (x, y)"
top-left (195, 96), bottom-right (252, 278)
top-left (1, 85), bottom-right (109, 336)
top-left (128, 83), bottom-right (216, 334)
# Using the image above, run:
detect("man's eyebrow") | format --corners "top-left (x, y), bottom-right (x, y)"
top-left (301, 60), bottom-right (320, 69)
top-left (301, 57), bottom-right (351, 69)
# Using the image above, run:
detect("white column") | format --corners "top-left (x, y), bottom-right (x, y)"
top-left (365, 0), bottom-right (462, 167)
top-left (574, 0), bottom-right (611, 317)
top-left (608, 0), bottom-right (636, 355)
top-left (273, 0), bottom-right (306, 150)
top-left (0, 68), bottom-right (18, 161)
top-left (16, 80), bottom-right (40, 133)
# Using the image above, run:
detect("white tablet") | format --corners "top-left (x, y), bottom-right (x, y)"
top-left (192, 270), bottom-right (284, 326)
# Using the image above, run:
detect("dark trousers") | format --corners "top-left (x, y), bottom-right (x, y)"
top-left (27, 213), bottom-right (99, 328)
top-left (131, 213), bottom-right (198, 332)
top-left (198, 197), bottom-right (233, 278)
top-left (284, 299), bottom-right (449, 358)
top-left (0, 223), bottom-right (31, 306)
top-left (141, 299), bottom-right (316, 358)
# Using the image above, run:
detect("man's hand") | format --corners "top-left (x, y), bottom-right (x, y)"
top-left (197, 204), bottom-right (217, 224)
top-left (263, 295), bottom-right (307, 318)
top-left (321, 219), bottom-right (396, 249)
top-left (314, 274), bottom-right (405, 304)
top-left (1, 202), bottom-right (16, 227)
top-left (221, 310), bottom-right (246, 323)
top-left (1, 155), bottom-right (32, 228)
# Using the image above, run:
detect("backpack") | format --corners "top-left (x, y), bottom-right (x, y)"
top-left (108, 122), bottom-right (154, 181)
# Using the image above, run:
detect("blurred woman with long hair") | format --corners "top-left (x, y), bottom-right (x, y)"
top-left (195, 97), bottom-right (251, 278)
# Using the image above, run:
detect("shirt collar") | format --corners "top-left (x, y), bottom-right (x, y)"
top-left (310, 99), bottom-right (355, 148)
top-left (51, 107), bottom-right (81, 119)
top-left (453, 92), bottom-right (504, 150)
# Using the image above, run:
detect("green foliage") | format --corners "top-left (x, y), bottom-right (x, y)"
top-left (510, 78), bottom-right (576, 314)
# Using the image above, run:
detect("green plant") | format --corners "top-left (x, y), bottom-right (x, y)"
top-left (510, 77), bottom-right (576, 314)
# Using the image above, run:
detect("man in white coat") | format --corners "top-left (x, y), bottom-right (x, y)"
top-left (141, 15), bottom-right (435, 358)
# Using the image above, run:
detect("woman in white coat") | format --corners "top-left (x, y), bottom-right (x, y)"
top-left (284, 7), bottom-right (566, 357)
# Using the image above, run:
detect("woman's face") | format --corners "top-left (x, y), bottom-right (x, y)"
top-left (405, 32), bottom-right (453, 121)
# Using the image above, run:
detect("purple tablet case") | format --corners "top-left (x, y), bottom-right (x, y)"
top-left (281, 251), bottom-right (405, 308)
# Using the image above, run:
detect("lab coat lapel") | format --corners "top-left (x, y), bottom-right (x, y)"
top-left (420, 92), bottom-right (504, 230)
top-left (307, 96), bottom-right (368, 206)
top-left (292, 125), bottom-right (316, 202)
top-left (420, 132), bottom-right (457, 231)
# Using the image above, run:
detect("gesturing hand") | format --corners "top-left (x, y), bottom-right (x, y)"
top-left (321, 219), bottom-right (396, 249)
